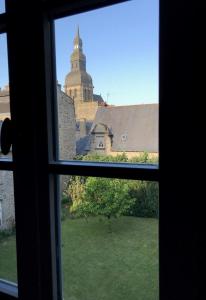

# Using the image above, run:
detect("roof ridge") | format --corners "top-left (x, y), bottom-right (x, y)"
top-left (97, 103), bottom-right (158, 109)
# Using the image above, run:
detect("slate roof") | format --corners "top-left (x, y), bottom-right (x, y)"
top-left (76, 135), bottom-right (90, 155)
top-left (93, 94), bottom-right (105, 104)
top-left (91, 104), bottom-right (158, 153)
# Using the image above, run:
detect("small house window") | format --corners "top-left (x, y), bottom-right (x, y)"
top-left (95, 135), bottom-right (105, 149)
top-left (121, 133), bottom-right (127, 142)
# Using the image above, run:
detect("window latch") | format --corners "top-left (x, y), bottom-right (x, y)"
top-left (0, 118), bottom-right (13, 155)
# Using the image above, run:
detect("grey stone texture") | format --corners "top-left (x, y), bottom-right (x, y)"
top-left (0, 170), bottom-right (15, 230)
top-left (57, 83), bottom-right (76, 160)
top-left (57, 83), bottom-right (76, 192)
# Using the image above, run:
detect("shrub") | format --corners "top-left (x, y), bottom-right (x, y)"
top-left (0, 226), bottom-right (16, 242)
top-left (74, 152), bottom-right (158, 164)
top-left (77, 152), bottom-right (128, 163)
top-left (127, 181), bottom-right (159, 218)
top-left (70, 177), bottom-right (135, 220)
top-left (66, 154), bottom-right (159, 220)
top-left (68, 176), bottom-right (86, 214)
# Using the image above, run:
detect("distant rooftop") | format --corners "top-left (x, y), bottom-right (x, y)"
top-left (91, 103), bottom-right (158, 153)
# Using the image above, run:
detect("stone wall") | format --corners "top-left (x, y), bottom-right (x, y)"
top-left (57, 84), bottom-right (76, 192)
top-left (75, 101), bottom-right (98, 121)
top-left (0, 170), bottom-right (15, 231)
top-left (57, 84), bottom-right (76, 160)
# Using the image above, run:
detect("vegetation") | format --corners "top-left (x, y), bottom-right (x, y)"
top-left (128, 181), bottom-right (159, 218)
top-left (74, 151), bottom-right (158, 164)
top-left (0, 227), bottom-right (16, 242)
top-left (69, 177), bottom-right (135, 222)
top-left (0, 217), bottom-right (158, 300)
top-left (0, 152), bottom-right (159, 299)
top-left (66, 153), bottom-right (159, 219)
top-left (0, 234), bottom-right (17, 283)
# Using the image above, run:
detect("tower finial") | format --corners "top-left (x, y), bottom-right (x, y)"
top-left (73, 25), bottom-right (82, 51)
top-left (77, 25), bottom-right (80, 38)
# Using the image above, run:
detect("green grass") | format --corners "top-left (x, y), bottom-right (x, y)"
top-left (0, 235), bottom-right (17, 283)
top-left (0, 217), bottom-right (158, 300)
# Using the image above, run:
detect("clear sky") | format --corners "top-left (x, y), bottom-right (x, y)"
top-left (0, 1), bottom-right (5, 14)
top-left (0, 0), bottom-right (159, 105)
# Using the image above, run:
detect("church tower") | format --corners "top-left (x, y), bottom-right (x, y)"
top-left (64, 27), bottom-right (94, 104)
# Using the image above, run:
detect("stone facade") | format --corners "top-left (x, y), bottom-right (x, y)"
top-left (0, 170), bottom-right (15, 231)
top-left (74, 101), bottom-right (98, 122)
top-left (90, 123), bottom-right (113, 155)
top-left (57, 83), bottom-right (76, 192)
top-left (57, 83), bottom-right (76, 160)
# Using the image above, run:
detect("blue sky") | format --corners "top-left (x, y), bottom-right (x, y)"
top-left (1, 0), bottom-right (159, 105)
top-left (0, 1), bottom-right (5, 14)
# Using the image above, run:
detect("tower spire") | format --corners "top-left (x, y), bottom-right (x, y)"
top-left (77, 25), bottom-right (80, 38)
top-left (74, 25), bottom-right (82, 51)
top-left (65, 27), bottom-right (93, 103)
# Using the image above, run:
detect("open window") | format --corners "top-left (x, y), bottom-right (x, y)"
top-left (0, 0), bottom-right (199, 300)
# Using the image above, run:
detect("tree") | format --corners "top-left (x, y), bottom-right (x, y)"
top-left (70, 177), bottom-right (135, 220)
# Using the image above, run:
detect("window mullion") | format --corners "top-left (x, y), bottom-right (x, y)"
top-left (0, 13), bottom-right (7, 33)
top-left (49, 161), bottom-right (159, 181)
top-left (6, 1), bottom-right (58, 299)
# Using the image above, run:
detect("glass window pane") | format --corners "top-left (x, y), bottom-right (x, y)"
top-left (0, 1), bottom-right (5, 14)
top-left (0, 171), bottom-right (17, 284)
top-left (0, 33), bottom-right (12, 159)
top-left (60, 175), bottom-right (159, 300)
top-left (54, 0), bottom-right (159, 164)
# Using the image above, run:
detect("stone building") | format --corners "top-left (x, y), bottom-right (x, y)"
top-left (64, 27), bottom-right (105, 142)
top-left (65, 29), bottom-right (158, 158)
top-left (0, 84), bottom-right (76, 230)
top-left (79, 104), bottom-right (159, 158)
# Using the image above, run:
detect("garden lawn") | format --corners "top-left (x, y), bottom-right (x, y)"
top-left (0, 235), bottom-right (17, 283)
top-left (0, 216), bottom-right (158, 300)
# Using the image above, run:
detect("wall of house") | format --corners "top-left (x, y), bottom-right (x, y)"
top-left (90, 133), bottom-right (112, 155)
top-left (57, 85), bottom-right (76, 161)
top-left (75, 101), bottom-right (98, 121)
top-left (0, 169), bottom-right (15, 231)
top-left (57, 85), bottom-right (76, 193)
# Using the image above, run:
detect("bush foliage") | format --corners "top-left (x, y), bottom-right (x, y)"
top-left (66, 153), bottom-right (159, 219)
top-left (69, 177), bottom-right (135, 219)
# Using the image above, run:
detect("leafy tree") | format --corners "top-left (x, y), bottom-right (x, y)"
top-left (68, 176), bottom-right (85, 213)
top-left (70, 177), bottom-right (135, 220)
